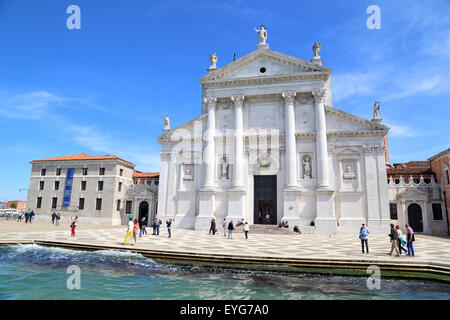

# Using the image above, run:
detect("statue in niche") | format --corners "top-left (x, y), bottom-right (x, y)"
top-left (221, 157), bottom-right (229, 179)
top-left (254, 25), bottom-right (267, 44)
top-left (164, 114), bottom-right (170, 130)
top-left (209, 53), bottom-right (218, 69)
top-left (302, 156), bottom-right (311, 179)
top-left (343, 162), bottom-right (356, 180)
top-left (183, 164), bottom-right (193, 181)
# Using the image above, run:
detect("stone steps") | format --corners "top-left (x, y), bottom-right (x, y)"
top-left (244, 224), bottom-right (293, 235)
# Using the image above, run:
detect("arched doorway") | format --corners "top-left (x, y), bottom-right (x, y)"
top-left (408, 203), bottom-right (423, 232)
top-left (139, 201), bottom-right (149, 226)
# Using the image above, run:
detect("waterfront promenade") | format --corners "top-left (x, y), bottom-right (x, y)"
top-left (1, 220), bottom-right (449, 280)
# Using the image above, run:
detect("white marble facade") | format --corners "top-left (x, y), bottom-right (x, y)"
top-left (156, 32), bottom-right (391, 234)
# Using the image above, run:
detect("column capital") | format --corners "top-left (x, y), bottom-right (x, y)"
top-left (312, 89), bottom-right (327, 104)
top-left (231, 95), bottom-right (245, 106)
top-left (203, 96), bottom-right (217, 109)
top-left (282, 91), bottom-right (296, 104)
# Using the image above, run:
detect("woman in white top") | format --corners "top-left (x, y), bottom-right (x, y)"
top-left (395, 225), bottom-right (407, 254)
top-left (244, 222), bottom-right (250, 239)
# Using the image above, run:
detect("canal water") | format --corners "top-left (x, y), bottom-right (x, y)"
top-left (0, 244), bottom-right (449, 300)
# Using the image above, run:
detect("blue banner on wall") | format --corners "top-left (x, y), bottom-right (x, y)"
top-left (63, 168), bottom-right (74, 207)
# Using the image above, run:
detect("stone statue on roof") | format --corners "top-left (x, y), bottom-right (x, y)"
top-left (164, 114), bottom-right (170, 130)
top-left (209, 53), bottom-right (218, 69)
top-left (313, 42), bottom-right (322, 58)
top-left (254, 25), bottom-right (267, 44)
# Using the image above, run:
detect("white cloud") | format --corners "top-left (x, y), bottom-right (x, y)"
top-left (67, 125), bottom-right (160, 172)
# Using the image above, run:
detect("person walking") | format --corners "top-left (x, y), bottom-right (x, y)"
top-left (133, 219), bottom-right (139, 243)
top-left (51, 212), bottom-right (56, 224)
top-left (359, 223), bottom-right (370, 254)
top-left (388, 223), bottom-right (400, 256)
top-left (139, 217), bottom-right (147, 237)
top-left (167, 219), bottom-right (172, 238)
top-left (24, 211), bottom-right (29, 223)
top-left (395, 225), bottom-right (407, 254)
top-left (405, 224), bottom-right (415, 256)
top-left (156, 218), bottom-right (161, 236)
top-left (244, 222), bottom-right (249, 239)
top-left (209, 218), bottom-right (216, 235)
top-left (152, 218), bottom-right (157, 235)
top-left (124, 217), bottom-right (134, 246)
top-left (55, 213), bottom-right (60, 226)
top-left (228, 220), bottom-right (235, 239)
top-left (29, 210), bottom-right (35, 223)
top-left (70, 216), bottom-right (78, 237)
top-left (16, 212), bottom-right (23, 222)
top-left (222, 218), bottom-right (227, 237)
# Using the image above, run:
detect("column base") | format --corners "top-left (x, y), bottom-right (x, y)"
top-left (314, 218), bottom-right (337, 234)
top-left (196, 190), bottom-right (215, 230)
top-left (227, 189), bottom-right (246, 221)
top-left (367, 219), bottom-right (391, 234)
top-left (195, 216), bottom-right (215, 230)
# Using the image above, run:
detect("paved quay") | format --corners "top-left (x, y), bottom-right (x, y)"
top-left (1, 220), bottom-right (450, 280)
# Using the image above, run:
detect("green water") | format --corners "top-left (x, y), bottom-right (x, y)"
top-left (0, 244), bottom-right (449, 300)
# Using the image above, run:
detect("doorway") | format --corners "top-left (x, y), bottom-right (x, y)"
top-left (254, 175), bottom-right (277, 224)
top-left (139, 201), bottom-right (149, 226)
top-left (408, 203), bottom-right (423, 232)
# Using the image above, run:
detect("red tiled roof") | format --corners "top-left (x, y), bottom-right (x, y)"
top-left (133, 171), bottom-right (159, 178)
top-left (32, 153), bottom-right (134, 166)
top-left (387, 161), bottom-right (433, 175)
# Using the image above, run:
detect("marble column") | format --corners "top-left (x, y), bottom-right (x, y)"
top-left (227, 95), bottom-right (246, 221)
top-left (231, 95), bottom-right (245, 189)
top-left (202, 96), bottom-right (217, 190)
top-left (312, 89), bottom-right (335, 234)
top-left (282, 91), bottom-right (297, 189)
top-left (196, 97), bottom-right (217, 230)
top-left (312, 89), bottom-right (331, 190)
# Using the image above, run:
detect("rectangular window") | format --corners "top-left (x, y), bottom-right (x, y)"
top-left (83, 168), bottom-right (88, 176)
top-left (99, 167), bottom-right (105, 175)
top-left (120, 168), bottom-right (123, 176)
top-left (445, 170), bottom-right (450, 185)
top-left (36, 197), bottom-right (42, 209)
top-left (41, 168), bottom-right (46, 176)
top-left (117, 199), bottom-right (121, 211)
top-left (79, 198), bottom-right (85, 210)
top-left (96, 198), bottom-right (102, 210)
top-left (118, 182), bottom-right (122, 192)
top-left (55, 181), bottom-right (60, 190)
top-left (432, 203), bottom-right (443, 220)
top-left (39, 181), bottom-right (45, 190)
top-left (389, 203), bottom-right (398, 220)
top-left (81, 181), bottom-right (87, 191)
top-left (98, 181), bottom-right (104, 191)
top-left (51, 197), bottom-right (57, 209)
top-left (126, 201), bottom-right (132, 214)
top-left (56, 168), bottom-right (61, 176)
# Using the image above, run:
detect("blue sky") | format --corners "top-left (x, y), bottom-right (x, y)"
top-left (1, 0), bottom-right (449, 201)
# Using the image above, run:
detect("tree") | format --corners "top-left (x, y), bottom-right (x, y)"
top-left (9, 203), bottom-right (16, 209)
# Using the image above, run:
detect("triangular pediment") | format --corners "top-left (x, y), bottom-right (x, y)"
top-left (325, 106), bottom-right (389, 135)
top-left (200, 48), bottom-right (330, 84)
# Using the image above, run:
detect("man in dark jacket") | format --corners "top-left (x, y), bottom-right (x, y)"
top-left (388, 223), bottom-right (400, 256)
top-left (227, 220), bottom-right (235, 239)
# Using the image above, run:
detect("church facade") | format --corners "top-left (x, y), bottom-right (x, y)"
top-left (156, 29), bottom-right (391, 234)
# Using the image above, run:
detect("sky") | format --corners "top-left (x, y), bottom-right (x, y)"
top-left (0, 0), bottom-right (449, 201)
